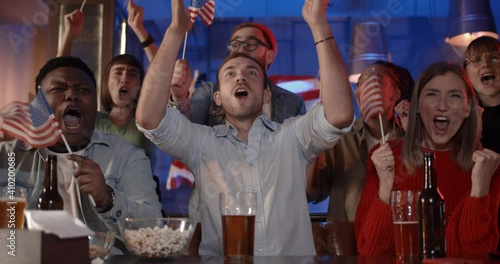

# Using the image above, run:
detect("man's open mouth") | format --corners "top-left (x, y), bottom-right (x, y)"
top-left (234, 88), bottom-right (248, 99)
top-left (63, 108), bottom-right (82, 130)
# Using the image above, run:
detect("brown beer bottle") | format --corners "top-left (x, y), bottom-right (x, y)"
top-left (37, 155), bottom-right (64, 210)
top-left (418, 152), bottom-right (446, 259)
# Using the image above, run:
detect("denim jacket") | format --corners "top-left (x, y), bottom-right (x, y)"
top-left (0, 130), bottom-right (162, 232)
top-left (169, 79), bottom-right (307, 126)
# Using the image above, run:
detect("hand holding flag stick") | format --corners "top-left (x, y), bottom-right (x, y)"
top-left (58, 136), bottom-right (97, 208)
top-left (378, 114), bottom-right (385, 144)
top-left (58, 130), bottom-right (97, 208)
top-left (359, 74), bottom-right (386, 144)
top-left (182, 32), bottom-right (189, 60)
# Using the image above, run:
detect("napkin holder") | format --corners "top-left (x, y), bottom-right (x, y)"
top-left (0, 229), bottom-right (89, 264)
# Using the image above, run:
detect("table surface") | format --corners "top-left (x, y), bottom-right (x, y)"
top-left (105, 255), bottom-right (500, 264)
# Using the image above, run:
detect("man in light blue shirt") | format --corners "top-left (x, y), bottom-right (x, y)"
top-left (168, 19), bottom-right (308, 224)
top-left (136, 0), bottom-right (354, 256)
top-left (0, 56), bottom-right (162, 234)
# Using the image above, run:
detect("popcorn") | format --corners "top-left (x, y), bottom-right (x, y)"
top-left (123, 226), bottom-right (191, 258)
top-left (89, 244), bottom-right (110, 260)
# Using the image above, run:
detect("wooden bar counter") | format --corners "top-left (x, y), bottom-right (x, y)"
top-left (106, 254), bottom-right (500, 264)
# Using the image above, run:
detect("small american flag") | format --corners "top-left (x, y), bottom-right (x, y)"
top-left (359, 74), bottom-right (384, 123)
top-left (0, 87), bottom-right (62, 148)
top-left (189, 0), bottom-right (215, 26)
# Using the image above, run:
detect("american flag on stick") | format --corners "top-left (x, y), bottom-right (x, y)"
top-left (359, 74), bottom-right (384, 123)
top-left (0, 87), bottom-right (62, 148)
top-left (189, 0), bottom-right (215, 26)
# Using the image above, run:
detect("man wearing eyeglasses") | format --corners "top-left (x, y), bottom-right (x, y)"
top-left (168, 23), bottom-right (306, 126)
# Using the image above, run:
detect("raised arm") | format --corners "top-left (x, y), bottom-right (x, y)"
top-left (57, 10), bottom-right (83, 57)
top-left (127, 0), bottom-right (158, 62)
top-left (302, 0), bottom-right (353, 129)
top-left (136, 0), bottom-right (192, 129)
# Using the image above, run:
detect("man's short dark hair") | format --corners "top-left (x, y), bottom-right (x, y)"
top-left (35, 56), bottom-right (96, 92)
top-left (215, 52), bottom-right (268, 92)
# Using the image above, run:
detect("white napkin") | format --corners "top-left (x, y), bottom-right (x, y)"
top-left (25, 210), bottom-right (94, 239)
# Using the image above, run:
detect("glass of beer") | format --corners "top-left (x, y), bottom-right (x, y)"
top-left (220, 192), bottom-right (256, 258)
top-left (0, 187), bottom-right (28, 229)
top-left (391, 190), bottom-right (419, 259)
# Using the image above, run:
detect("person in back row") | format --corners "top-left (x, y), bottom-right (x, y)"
top-left (463, 36), bottom-right (500, 154)
top-left (57, 0), bottom-right (158, 171)
top-left (136, 0), bottom-right (354, 255)
top-left (307, 61), bottom-right (414, 223)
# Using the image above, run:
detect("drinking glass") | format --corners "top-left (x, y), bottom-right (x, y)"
top-left (0, 187), bottom-right (28, 229)
top-left (220, 192), bottom-right (257, 258)
top-left (391, 190), bottom-right (419, 259)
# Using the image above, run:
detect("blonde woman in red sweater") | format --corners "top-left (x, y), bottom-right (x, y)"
top-left (355, 62), bottom-right (500, 256)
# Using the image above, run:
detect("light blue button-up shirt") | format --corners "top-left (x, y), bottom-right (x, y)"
top-left (138, 104), bottom-right (353, 256)
top-left (0, 130), bottom-right (162, 233)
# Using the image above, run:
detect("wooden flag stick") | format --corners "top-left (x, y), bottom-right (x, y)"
top-left (61, 134), bottom-right (97, 207)
top-left (378, 113), bottom-right (386, 144)
top-left (80, 0), bottom-right (87, 11)
top-left (181, 31), bottom-right (188, 60)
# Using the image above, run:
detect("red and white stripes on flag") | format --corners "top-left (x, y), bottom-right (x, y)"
top-left (359, 74), bottom-right (384, 123)
top-left (166, 160), bottom-right (195, 190)
top-left (189, 0), bottom-right (215, 26)
top-left (0, 88), bottom-right (62, 148)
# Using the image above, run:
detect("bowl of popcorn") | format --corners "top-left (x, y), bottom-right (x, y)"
top-left (88, 231), bottom-right (116, 261)
top-left (118, 218), bottom-right (198, 259)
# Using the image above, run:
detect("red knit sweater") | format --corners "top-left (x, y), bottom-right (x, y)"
top-left (355, 139), bottom-right (500, 256)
